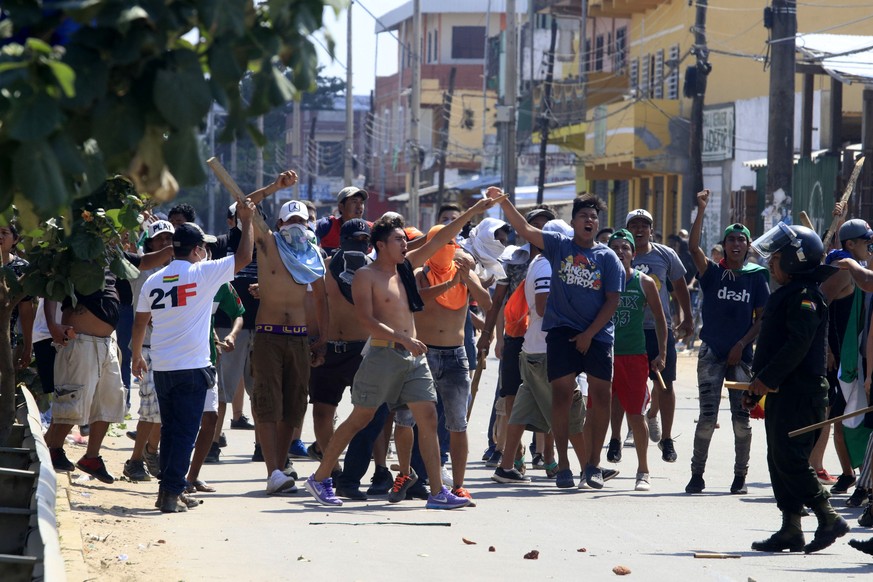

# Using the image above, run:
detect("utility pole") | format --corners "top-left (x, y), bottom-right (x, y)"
top-left (307, 114), bottom-right (317, 201)
top-left (292, 99), bottom-right (301, 197)
top-left (766, 0), bottom-right (797, 218)
top-left (409, 0), bottom-right (422, 226)
top-left (364, 89), bottom-right (374, 190)
top-left (344, 2), bottom-right (354, 186)
top-left (536, 18), bottom-right (558, 204)
top-left (436, 67), bottom-right (457, 211)
top-left (481, 0), bottom-right (491, 174)
top-left (504, 0), bottom-right (518, 205)
top-left (688, 0), bottom-right (709, 196)
top-left (207, 105), bottom-right (216, 234)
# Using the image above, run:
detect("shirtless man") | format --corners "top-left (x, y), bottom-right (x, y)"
top-left (251, 173), bottom-right (328, 494)
top-left (305, 199), bottom-right (496, 508)
top-left (407, 225), bottom-right (492, 503)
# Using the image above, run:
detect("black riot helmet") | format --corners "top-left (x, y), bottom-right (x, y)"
top-left (752, 222), bottom-right (824, 274)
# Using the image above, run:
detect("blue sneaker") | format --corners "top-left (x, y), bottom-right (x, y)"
top-left (426, 486), bottom-right (470, 510)
top-left (555, 468), bottom-right (575, 489)
top-left (584, 464), bottom-right (604, 489)
top-left (304, 474), bottom-right (343, 507)
top-left (289, 439), bottom-right (309, 459)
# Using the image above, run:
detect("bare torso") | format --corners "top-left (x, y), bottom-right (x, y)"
top-left (324, 272), bottom-right (369, 341)
top-left (63, 307), bottom-right (115, 337)
top-left (414, 271), bottom-right (468, 346)
top-left (364, 266), bottom-right (417, 342)
top-left (254, 235), bottom-right (308, 325)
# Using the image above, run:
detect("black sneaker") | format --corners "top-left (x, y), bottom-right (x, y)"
top-left (143, 445), bottom-right (161, 477)
top-left (126, 430), bottom-right (137, 441)
top-left (831, 473), bottom-right (857, 494)
top-left (204, 442), bottom-right (221, 464)
top-left (336, 486), bottom-right (368, 501)
top-left (485, 450), bottom-right (503, 468)
top-left (123, 459), bottom-right (150, 482)
top-left (601, 468), bottom-right (620, 482)
top-left (405, 481), bottom-right (430, 501)
top-left (307, 443), bottom-right (323, 461)
top-left (158, 490), bottom-right (187, 513)
top-left (685, 473), bottom-right (705, 494)
top-left (79, 424), bottom-right (90, 437)
top-left (659, 438), bottom-right (677, 463)
top-left (859, 504), bottom-right (873, 527)
top-left (847, 487), bottom-right (869, 507)
top-left (218, 432), bottom-right (228, 448)
top-left (491, 467), bottom-right (531, 483)
top-left (76, 455), bottom-right (115, 484)
top-left (230, 414), bottom-right (255, 430)
top-left (284, 458), bottom-right (299, 480)
top-left (482, 444), bottom-right (496, 462)
top-left (367, 465), bottom-right (394, 495)
top-left (606, 438), bottom-right (622, 463)
top-left (252, 443), bottom-right (264, 462)
top-left (50, 447), bottom-right (75, 472)
top-left (730, 474), bottom-right (747, 495)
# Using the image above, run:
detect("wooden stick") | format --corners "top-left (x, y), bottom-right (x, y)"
top-left (725, 380), bottom-right (777, 393)
top-left (206, 157), bottom-right (269, 234)
top-left (789, 404), bottom-right (873, 438)
top-left (823, 155), bottom-right (865, 249)
top-left (799, 211), bottom-right (813, 230)
top-left (309, 521), bottom-right (451, 527)
top-left (654, 370), bottom-right (668, 391)
top-left (466, 352), bottom-right (488, 422)
top-left (693, 552), bottom-right (740, 559)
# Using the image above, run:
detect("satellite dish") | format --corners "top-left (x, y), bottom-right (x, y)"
top-left (422, 153), bottom-right (436, 170)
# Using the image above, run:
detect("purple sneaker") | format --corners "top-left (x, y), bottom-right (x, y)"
top-left (425, 486), bottom-right (470, 510)
top-left (305, 474), bottom-right (343, 507)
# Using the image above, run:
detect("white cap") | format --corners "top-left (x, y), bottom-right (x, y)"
top-left (278, 200), bottom-right (309, 222)
top-left (147, 220), bottom-right (174, 238)
top-left (625, 209), bottom-right (653, 226)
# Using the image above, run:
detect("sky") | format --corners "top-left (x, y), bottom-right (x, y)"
top-left (316, 0), bottom-right (407, 96)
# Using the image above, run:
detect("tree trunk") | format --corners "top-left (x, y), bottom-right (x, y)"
top-left (0, 275), bottom-right (22, 443)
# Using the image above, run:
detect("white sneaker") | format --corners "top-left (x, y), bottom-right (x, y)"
top-left (646, 415), bottom-right (661, 443)
top-left (623, 429), bottom-right (634, 448)
top-left (635, 472), bottom-right (651, 492)
top-left (266, 469), bottom-right (298, 495)
top-left (440, 465), bottom-right (453, 488)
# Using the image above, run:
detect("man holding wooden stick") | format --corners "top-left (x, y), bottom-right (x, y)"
top-left (744, 222), bottom-right (848, 554)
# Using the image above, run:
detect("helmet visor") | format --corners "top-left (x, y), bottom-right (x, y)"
top-left (752, 222), bottom-right (797, 259)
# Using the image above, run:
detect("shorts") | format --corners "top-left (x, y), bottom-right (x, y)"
top-left (499, 336), bottom-right (525, 397)
top-left (397, 346), bottom-right (470, 432)
top-left (216, 328), bottom-right (254, 403)
top-left (545, 326), bottom-right (613, 382)
top-left (137, 347), bottom-right (161, 423)
top-left (309, 341), bottom-right (366, 407)
top-left (351, 345), bottom-right (435, 410)
top-left (612, 354), bottom-right (651, 416)
top-left (510, 352), bottom-right (585, 434)
top-left (645, 328), bottom-right (677, 384)
top-left (827, 368), bottom-right (846, 416)
top-left (250, 332), bottom-right (310, 426)
top-left (52, 334), bottom-right (125, 426)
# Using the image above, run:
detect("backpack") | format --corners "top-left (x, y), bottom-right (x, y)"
top-left (503, 279), bottom-right (530, 337)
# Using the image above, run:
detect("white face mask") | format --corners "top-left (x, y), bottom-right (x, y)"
top-left (279, 223), bottom-right (315, 253)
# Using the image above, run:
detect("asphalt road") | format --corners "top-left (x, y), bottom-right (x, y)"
top-left (102, 349), bottom-right (873, 581)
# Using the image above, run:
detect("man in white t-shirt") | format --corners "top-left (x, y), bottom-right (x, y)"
top-left (132, 202), bottom-right (255, 513)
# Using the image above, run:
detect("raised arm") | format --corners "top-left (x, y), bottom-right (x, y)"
top-left (233, 199), bottom-right (255, 273)
top-left (248, 170), bottom-right (298, 206)
top-left (485, 187), bottom-right (545, 250)
top-left (407, 197), bottom-right (497, 268)
top-left (689, 190), bottom-right (710, 275)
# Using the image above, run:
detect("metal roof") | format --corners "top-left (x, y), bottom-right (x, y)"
top-left (796, 33), bottom-right (873, 85)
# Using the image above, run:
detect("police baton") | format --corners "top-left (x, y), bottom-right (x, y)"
top-left (789, 405), bottom-right (873, 438)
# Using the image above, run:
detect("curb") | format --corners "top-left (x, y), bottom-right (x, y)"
top-left (54, 474), bottom-right (90, 581)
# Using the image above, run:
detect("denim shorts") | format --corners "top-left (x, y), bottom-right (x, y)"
top-left (395, 346), bottom-right (469, 431)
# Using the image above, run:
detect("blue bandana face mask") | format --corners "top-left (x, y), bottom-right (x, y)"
top-left (279, 223), bottom-right (315, 253)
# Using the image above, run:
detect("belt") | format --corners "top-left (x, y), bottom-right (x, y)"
top-left (328, 340), bottom-right (366, 354)
top-left (370, 339), bottom-right (404, 350)
top-left (255, 324), bottom-right (308, 336)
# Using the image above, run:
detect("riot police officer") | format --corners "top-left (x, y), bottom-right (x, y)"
top-left (745, 223), bottom-right (850, 554)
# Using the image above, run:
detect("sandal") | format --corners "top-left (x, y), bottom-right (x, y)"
top-left (186, 479), bottom-right (216, 493)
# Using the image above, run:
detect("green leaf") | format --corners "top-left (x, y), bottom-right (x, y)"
top-left (12, 141), bottom-right (69, 215)
top-left (22, 272), bottom-right (49, 300)
top-left (103, 209), bottom-right (123, 230)
top-left (25, 38), bottom-right (52, 55)
top-left (153, 50), bottom-right (213, 130)
top-left (163, 128), bottom-right (207, 187)
top-left (0, 61), bottom-right (28, 74)
top-left (50, 133), bottom-right (87, 176)
top-left (6, 91), bottom-right (63, 142)
top-left (69, 261), bottom-right (105, 296)
top-left (68, 230), bottom-right (106, 261)
top-left (46, 60), bottom-right (77, 98)
top-left (110, 255), bottom-right (140, 281)
top-left (61, 45), bottom-right (108, 108)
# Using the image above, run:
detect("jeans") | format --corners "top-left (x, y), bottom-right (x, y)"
top-left (337, 403), bottom-right (390, 489)
top-left (690, 343), bottom-right (752, 476)
top-left (154, 367), bottom-right (214, 495)
top-left (117, 304), bottom-right (134, 405)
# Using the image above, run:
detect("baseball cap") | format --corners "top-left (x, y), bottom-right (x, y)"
top-left (341, 218), bottom-right (371, 240)
top-left (173, 222), bottom-right (217, 248)
top-left (626, 209), bottom-right (653, 226)
top-left (147, 220), bottom-right (174, 239)
top-left (278, 200), bottom-right (308, 222)
top-left (723, 223), bottom-right (752, 242)
top-left (608, 228), bottom-right (636, 252)
top-left (337, 186), bottom-right (368, 204)
top-left (839, 218), bottom-right (873, 241)
top-left (525, 207), bottom-right (556, 224)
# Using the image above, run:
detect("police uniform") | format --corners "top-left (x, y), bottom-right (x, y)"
top-left (752, 278), bottom-right (830, 516)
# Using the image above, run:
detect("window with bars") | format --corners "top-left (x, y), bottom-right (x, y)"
top-left (614, 27), bottom-right (627, 72)
top-left (667, 44), bottom-right (680, 99)
top-left (629, 58), bottom-right (639, 92)
top-left (595, 35), bottom-right (604, 72)
top-left (640, 55), bottom-right (650, 98)
top-left (654, 50), bottom-right (664, 99)
top-left (451, 26), bottom-right (486, 59)
top-left (585, 39), bottom-right (592, 73)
